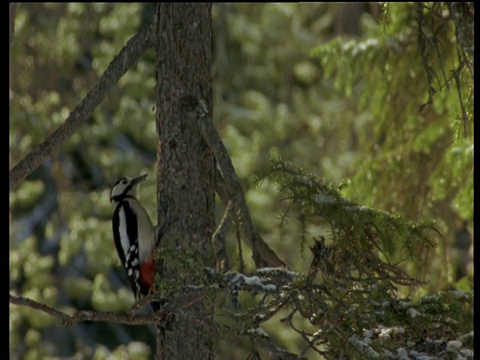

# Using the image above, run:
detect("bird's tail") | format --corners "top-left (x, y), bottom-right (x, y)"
top-left (150, 300), bottom-right (161, 313)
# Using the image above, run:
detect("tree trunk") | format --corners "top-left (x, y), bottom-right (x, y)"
top-left (154, 3), bottom-right (215, 359)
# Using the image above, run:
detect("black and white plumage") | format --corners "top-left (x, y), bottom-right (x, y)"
top-left (110, 173), bottom-right (159, 311)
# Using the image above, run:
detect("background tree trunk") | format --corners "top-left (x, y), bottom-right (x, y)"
top-left (154, 3), bottom-right (216, 359)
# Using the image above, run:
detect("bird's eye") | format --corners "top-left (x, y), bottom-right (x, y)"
top-left (121, 179), bottom-right (127, 184)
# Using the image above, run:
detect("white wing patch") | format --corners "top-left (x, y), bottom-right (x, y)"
top-left (126, 198), bottom-right (155, 263)
top-left (118, 207), bottom-right (131, 256)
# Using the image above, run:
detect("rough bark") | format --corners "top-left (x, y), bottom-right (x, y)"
top-left (154, 3), bottom-right (215, 359)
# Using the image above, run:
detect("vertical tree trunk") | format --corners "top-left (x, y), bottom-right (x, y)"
top-left (154, 3), bottom-right (215, 359)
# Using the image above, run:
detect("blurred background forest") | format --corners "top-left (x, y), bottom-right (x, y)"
top-left (10, 3), bottom-right (473, 359)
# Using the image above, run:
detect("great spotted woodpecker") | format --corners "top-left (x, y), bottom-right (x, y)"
top-left (110, 174), bottom-right (160, 312)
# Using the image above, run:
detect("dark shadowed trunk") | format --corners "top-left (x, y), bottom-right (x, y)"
top-left (154, 3), bottom-right (216, 359)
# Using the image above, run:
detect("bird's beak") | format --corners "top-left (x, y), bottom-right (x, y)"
top-left (132, 173), bottom-right (148, 185)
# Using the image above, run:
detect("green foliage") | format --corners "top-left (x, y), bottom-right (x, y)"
top-left (430, 137), bottom-right (473, 219)
top-left (310, 3), bottom-right (473, 220)
top-left (309, 2), bottom-right (473, 291)
top-left (10, 3), bottom-right (158, 358)
top-left (219, 160), bottom-right (473, 358)
top-left (10, 2), bottom-right (472, 359)
top-left (260, 158), bottom-right (436, 280)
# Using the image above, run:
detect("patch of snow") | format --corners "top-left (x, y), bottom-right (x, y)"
top-left (256, 267), bottom-right (298, 278)
top-left (409, 350), bottom-right (435, 360)
top-left (396, 347), bottom-right (409, 360)
top-left (379, 326), bottom-right (405, 340)
top-left (447, 340), bottom-right (462, 350)
top-left (457, 331), bottom-right (473, 342)
top-left (420, 295), bottom-right (439, 303)
top-left (230, 273), bottom-right (277, 292)
top-left (363, 329), bottom-right (374, 339)
top-left (246, 327), bottom-right (269, 338)
top-left (460, 348), bottom-right (474, 357)
top-left (313, 193), bottom-right (338, 205)
top-left (451, 289), bottom-right (470, 300)
top-left (444, 317), bottom-right (458, 325)
top-left (407, 307), bottom-right (420, 318)
top-left (398, 300), bottom-right (412, 309)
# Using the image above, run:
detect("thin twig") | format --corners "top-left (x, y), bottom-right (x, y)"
top-left (236, 221), bottom-right (245, 273)
top-left (416, 3), bottom-right (435, 111)
top-left (212, 201), bottom-right (233, 271)
top-left (280, 309), bottom-right (325, 357)
top-left (452, 61), bottom-right (468, 137)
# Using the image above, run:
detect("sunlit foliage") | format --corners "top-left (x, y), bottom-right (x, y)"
top-left (10, 3), bottom-right (472, 359)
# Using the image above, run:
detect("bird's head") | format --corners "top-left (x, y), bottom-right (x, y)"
top-left (110, 173), bottom-right (148, 203)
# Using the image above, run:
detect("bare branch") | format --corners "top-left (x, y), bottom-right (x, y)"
top-left (280, 310), bottom-right (324, 357)
top-left (9, 22), bottom-right (155, 191)
top-left (236, 222), bottom-right (245, 273)
top-left (189, 97), bottom-right (287, 268)
top-left (9, 293), bottom-right (167, 327)
top-left (212, 200), bottom-right (233, 271)
top-left (254, 337), bottom-right (305, 360)
top-left (452, 62), bottom-right (469, 137)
